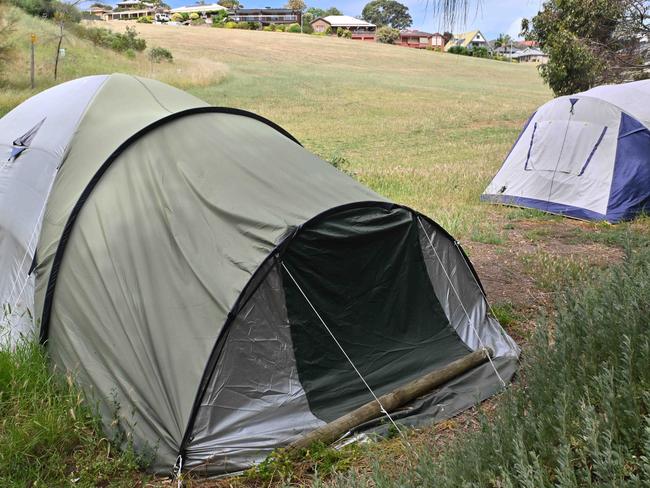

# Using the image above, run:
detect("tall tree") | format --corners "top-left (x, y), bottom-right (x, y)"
top-left (362, 0), bottom-right (412, 29)
top-left (522, 0), bottom-right (649, 96)
top-left (306, 6), bottom-right (342, 18)
top-left (217, 0), bottom-right (240, 8)
top-left (285, 0), bottom-right (305, 11)
top-left (494, 33), bottom-right (512, 48)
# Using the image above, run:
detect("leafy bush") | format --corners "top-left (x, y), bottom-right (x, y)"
top-left (10, 0), bottom-right (79, 20)
top-left (324, 25), bottom-right (332, 35)
top-left (471, 46), bottom-right (490, 58)
top-left (376, 25), bottom-right (399, 44)
top-left (170, 12), bottom-right (183, 22)
top-left (210, 9), bottom-right (227, 26)
top-left (275, 24), bottom-right (285, 32)
top-left (189, 12), bottom-right (199, 20)
top-left (447, 45), bottom-right (468, 55)
top-left (224, 20), bottom-right (237, 28)
top-left (336, 27), bottom-right (351, 38)
top-left (72, 24), bottom-right (146, 53)
top-left (287, 22), bottom-right (301, 33)
top-left (263, 25), bottom-right (273, 31)
top-left (302, 22), bottom-right (313, 34)
top-left (148, 46), bottom-right (173, 63)
top-left (136, 15), bottom-right (152, 23)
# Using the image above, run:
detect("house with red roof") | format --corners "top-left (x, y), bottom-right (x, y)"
top-left (399, 30), bottom-right (445, 50)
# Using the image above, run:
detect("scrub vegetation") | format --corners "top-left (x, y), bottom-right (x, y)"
top-left (1, 6), bottom-right (650, 487)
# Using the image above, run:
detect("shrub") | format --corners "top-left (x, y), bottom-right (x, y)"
top-left (235, 21), bottom-right (249, 29)
top-left (136, 15), bottom-right (152, 23)
top-left (336, 27), bottom-right (351, 38)
top-left (447, 45), bottom-right (468, 55)
top-left (275, 24), bottom-right (285, 32)
top-left (124, 48), bottom-right (135, 59)
top-left (302, 22), bottom-right (313, 34)
top-left (170, 12), bottom-right (183, 22)
top-left (210, 9), bottom-right (227, 26)
top-left (71, 24), bottom-right (146, 53)
top-left (471, 46), bottom-right (490, 58)
top-left (189, 12), bottom-right (199, 20)
top-left (148, 46), bottom-right (173, 63)
top-left (262, 25), bottom-right (273, 31)
top-left (11, 0), bottom-right (80, 21)
top-left (287, 22), bottom-right (301, 33)
top-left (224, 21), bottom-right (237, 28)
top-left (324, 25), bottom-right (332, 35)
top-left (376, 26), bottom-right (399, 44)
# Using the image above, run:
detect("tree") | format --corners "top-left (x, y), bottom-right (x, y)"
top-left (305, 6), bottom-right (342, 18)
top-left (285, 0), bottom-right (305, 11)
top-left (522, 0), bottom-right (649, 96)
top-left (361, 0), bottom-right (412, 29)
top-left (376, 25), bottom-right (399, 44)
top-left (494, 33), bottom-right (512, 48)
top-left (217, 0), bottom-right (240, 8)
top-left (90, 2), bottom-right (113, 9)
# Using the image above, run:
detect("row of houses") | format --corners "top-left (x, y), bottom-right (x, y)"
top-left (90, 1), bottom-right (303, 24)
top-left (88, 4), bottom-right (548, 62)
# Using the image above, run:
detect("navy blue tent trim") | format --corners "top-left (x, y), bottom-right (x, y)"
top-left (606, 113), bottom-right (650, 222)
top-left (480, 194), bottom-right (607, 221)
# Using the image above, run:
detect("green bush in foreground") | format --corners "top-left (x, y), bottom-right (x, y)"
top-left (0, 342), bottom-right (148, 485)
top-left (328, 245), bottom-right (650, 486)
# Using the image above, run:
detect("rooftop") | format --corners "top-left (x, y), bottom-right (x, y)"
top-left (318, 15), bottom-right (375, 28)
top-left (400, 30), bottom-right (434, 37)
top-left (170, 3), bottom-right (225, 13)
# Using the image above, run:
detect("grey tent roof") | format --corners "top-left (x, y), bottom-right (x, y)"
top-left (576, 79), bottom-right (650, 126)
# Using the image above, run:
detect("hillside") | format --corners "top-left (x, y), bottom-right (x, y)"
top-left (0, 8), bottom-right (225, 115)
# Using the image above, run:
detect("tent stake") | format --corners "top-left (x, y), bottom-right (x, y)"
top-left (287, 348), bottom-right (493, 451)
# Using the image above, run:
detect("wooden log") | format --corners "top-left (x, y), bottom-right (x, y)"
top-left (287, 348), bottom-right (493, 450)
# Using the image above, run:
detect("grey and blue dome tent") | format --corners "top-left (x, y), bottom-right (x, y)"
top-left (482, 80), bottom-right (650, 222)
top-left (0, 74), bottom-right (519, 474)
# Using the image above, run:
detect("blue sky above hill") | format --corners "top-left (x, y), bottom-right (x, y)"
top-left (163, 0), bottom-right (542, 40)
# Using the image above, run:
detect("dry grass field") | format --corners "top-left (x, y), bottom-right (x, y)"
top-left (2, 11), bottom-right (650, 486)
top-left (105, 21), bottom-right (551, 240)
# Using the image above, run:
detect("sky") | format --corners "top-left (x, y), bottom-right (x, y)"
top-left (171, 0), bottom-right (545, 40)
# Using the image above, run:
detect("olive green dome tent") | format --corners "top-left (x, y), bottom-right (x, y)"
top-left (0, 74), bottom-right (519, 474)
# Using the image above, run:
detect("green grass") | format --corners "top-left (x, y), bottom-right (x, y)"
top-left (326, 245), bottom-right (650, 487)
top-left (0, 341), bottom-right (148, 486)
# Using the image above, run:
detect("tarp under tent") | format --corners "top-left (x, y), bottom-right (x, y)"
top-left (0, 74), bottom-right (519, 475)
top-left (482, 80), bottom-right (650, 222)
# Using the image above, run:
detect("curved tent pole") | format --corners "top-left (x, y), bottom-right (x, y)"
top-left (37, 106), bottom-right (303, 345)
